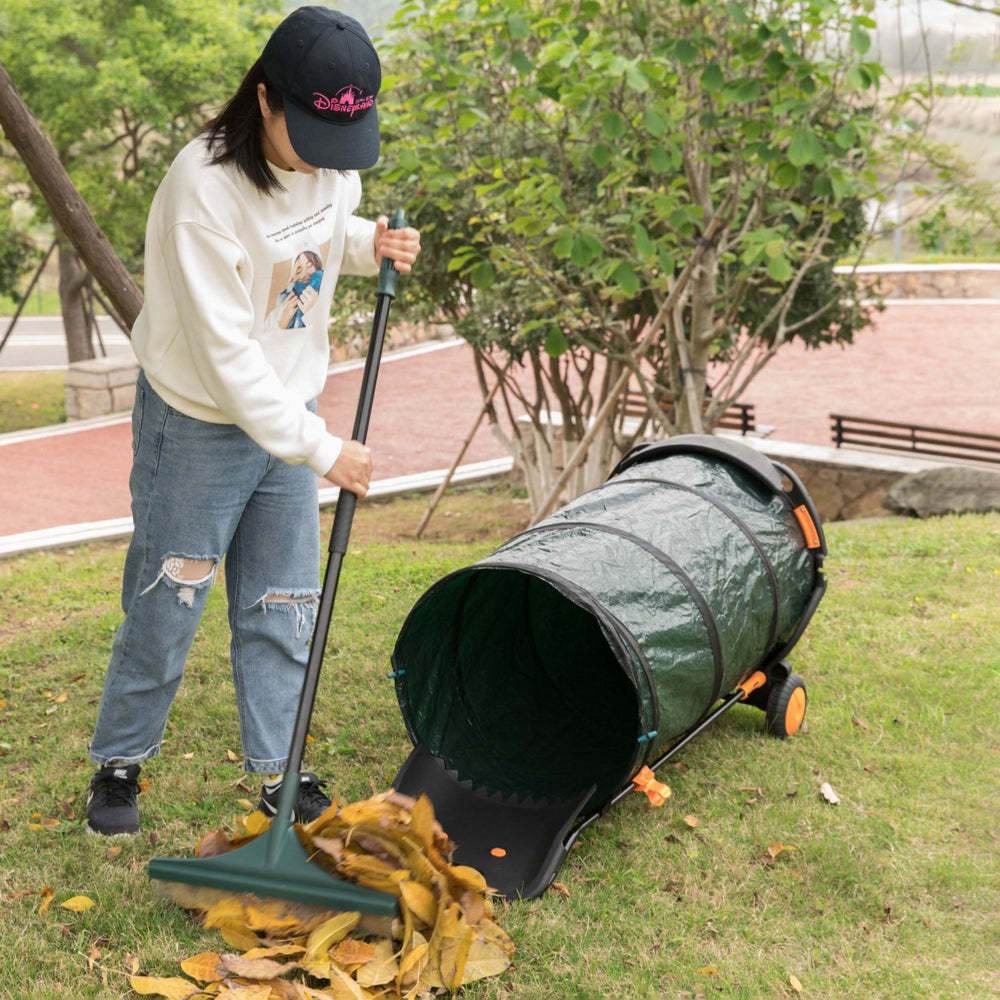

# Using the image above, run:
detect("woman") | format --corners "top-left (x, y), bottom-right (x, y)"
top-left (85, 6), bottom-right (421, 836)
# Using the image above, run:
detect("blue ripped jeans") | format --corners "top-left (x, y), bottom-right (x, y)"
top-left (89, 371), bottom-right (321, 773)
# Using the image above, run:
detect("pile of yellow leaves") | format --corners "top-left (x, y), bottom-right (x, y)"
top-left (134, 791), bottom-right (514, 999)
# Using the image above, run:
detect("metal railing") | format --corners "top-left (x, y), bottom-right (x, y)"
top-left (830, 414), bottom-right (1000, 465)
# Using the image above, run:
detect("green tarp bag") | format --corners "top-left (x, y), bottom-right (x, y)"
top-left (392, 435), bottom-right (826, 898)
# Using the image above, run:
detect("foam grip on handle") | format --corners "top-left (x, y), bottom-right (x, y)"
top-left (377, 208), bottom-right (408, 298)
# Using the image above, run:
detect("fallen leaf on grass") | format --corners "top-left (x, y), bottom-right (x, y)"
top-left (59, 895), bottom-right (96, 912)
top-left (129, 975), bottom-right (201, 999)
top-left (683, 814), bottom-right (701, 828)
top-left (329, 939), bottom-right (376, 967)
top-left (461, 937), bottom-right (515, 984)
top-left (354, 939), bottom-right (398, 988)
top-left (396, 938), bottom-right (429, 994)
top-left (789, 972), bottom-right (804, 992)
top-left (28, 815), bottom-right (61, 832)
top-left (269, 984), bottom-right (309, 1000)
top-left (767, 842), bottom-right (797, 860)
top-left (399, 878), bottom-right (438, 927)
top-left (245, 944), bottom-right (306, 961)
top-left (304, 912), bottom-right (362, 965)
top-left (221, 954), bottom-right (293, 980)
top-left (155, 790), bottom-right (513, 999)
top-left (819, 782), bottom-right (841, 805)
top-left (180, 951), bottom-right (226, 983)
top-left (219, 986), bottom-right (273, 1000)
top-left (330, 962), bottom-right (376, 998)
top-left (218, 922), bottom-right (262, 952)
top-left (193, 829), bottom-right (234, 859)
top-left (238, 808), bottom-right (270, 836)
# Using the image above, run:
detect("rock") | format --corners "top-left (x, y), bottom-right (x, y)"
top-left (883, 466), bottom-right (1000, 518)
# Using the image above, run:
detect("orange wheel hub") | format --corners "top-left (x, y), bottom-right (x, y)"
top-left (785, 686), bottom-right (807, 735)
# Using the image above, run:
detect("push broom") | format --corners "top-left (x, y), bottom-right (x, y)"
top-left (147, 212), bottom-right (410, 918)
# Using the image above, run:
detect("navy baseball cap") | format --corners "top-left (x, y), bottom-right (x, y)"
top-left (261, 6), bottom-right (381, 170)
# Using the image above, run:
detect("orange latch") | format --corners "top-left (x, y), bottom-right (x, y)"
top-left (632, 766), bottom-right (671, 807)
top-left (738, 670), bottom-right (767, 700)
top-left (793, 505), bottom-right (822, 550)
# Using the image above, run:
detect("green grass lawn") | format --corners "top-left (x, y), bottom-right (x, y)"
top-left (0, 370), bottom-right (66, 433)
top-left (1, 497), bottom-right (997, 999)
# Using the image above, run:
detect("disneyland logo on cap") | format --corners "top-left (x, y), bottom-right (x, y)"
top-left (313, 84), bottom-right (375, 118)
top-left (261, 6), bottom-right (382, 170)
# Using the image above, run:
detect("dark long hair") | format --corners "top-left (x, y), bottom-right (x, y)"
top-left (201, 58), bottom-right (285, 195)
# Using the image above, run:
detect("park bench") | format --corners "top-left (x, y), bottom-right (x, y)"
top-left (830, 414), bottom-right (1000, 466)
top-left (623, 387), bottom-right (758, 436)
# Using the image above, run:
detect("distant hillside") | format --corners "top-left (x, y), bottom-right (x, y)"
top-left (922, 80), bottom-right (1000, 185)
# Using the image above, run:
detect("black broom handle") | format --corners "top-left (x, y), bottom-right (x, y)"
top-left (286, 210), bottom-right (405, 775)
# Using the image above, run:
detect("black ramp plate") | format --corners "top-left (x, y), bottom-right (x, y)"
top-left (393, 743), bottom-right (595, 900)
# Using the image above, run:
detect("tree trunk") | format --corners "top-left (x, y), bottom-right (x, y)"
top-left (58, 239), bottom-right (94, 363)
top-left (677, 245), bottom-right (717, 434)
top-left (0, 64), bottom-right (143, 329)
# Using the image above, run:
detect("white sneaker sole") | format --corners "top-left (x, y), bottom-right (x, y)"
top-left (85, 822), bottom-right (138, 838)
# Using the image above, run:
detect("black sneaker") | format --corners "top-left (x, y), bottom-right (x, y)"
top-left (258, 772), bottom-right (332, 823)
top-left (86, 764), bottom-right (141, 835)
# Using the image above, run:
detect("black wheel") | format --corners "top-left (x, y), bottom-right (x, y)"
top-left (765, 673), bottom-right (807, 738)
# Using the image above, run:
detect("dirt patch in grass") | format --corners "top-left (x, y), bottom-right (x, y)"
top-left (349, 481), bottom-right (532, 546)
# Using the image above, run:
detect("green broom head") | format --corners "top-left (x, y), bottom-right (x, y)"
top-left (147, 773), bottom-right (398, 917)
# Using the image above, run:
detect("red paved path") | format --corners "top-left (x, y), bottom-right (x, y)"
top-left (1, 300), bottom-right (996, 545)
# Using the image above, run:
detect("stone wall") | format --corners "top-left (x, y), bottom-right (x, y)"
top-left (845, 263), bottom-right (1000, 300)
top-left (779, 456), bottom-right (905, 522)
top-left (64, 357), bottom-right (140, 421)
top-left (735, 437), bottom-right (955, 523)
top-left (781, 451), bottom-right (1000, 522)
top-left (329, 320), bottom-right (455, 365)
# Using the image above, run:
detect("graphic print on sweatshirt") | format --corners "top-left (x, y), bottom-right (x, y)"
top-left (266, 237), bottom-right (333, 331)
top-left (259, 194), bottom-right (337, 333)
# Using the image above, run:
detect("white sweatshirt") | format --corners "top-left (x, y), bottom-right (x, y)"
top-left (131, 136), bottom-right (379, 476)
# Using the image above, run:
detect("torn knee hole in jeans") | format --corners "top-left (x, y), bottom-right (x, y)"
top-left (140, 555), bottom-right (218, 608)
top-left (253, 590), bottom-right (320, 638)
